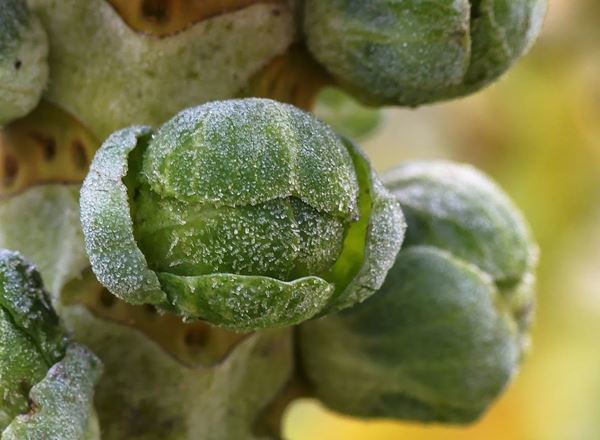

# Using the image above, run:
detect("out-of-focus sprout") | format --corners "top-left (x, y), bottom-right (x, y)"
top-left (303, 0), bottom-right (547, 106)
top-left (80, 98), bottom-right (405, 331)
top-left (0, 250), bottom-right (101, 439)
top-left (0, 0), bottom-right (48, 125)
top-left (313, 87), bottom-right (384, 141)
top-left (299, 161), bottom-right (538, 424)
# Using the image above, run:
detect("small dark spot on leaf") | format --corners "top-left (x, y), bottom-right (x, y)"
top-left (18, 380), bottom-right (31, 398)
top-left (27, 398), bottom-right (39, 416)
top-left (452, 28), bottom-right (468, 42)
top-left (14, 60), bottom-right (22, 70)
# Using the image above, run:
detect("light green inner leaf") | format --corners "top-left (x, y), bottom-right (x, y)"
top-left (320, 137), bottom-right (373, 303)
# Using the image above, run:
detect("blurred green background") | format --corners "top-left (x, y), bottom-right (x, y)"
top-left (286, 0), bottom-right (600, 439)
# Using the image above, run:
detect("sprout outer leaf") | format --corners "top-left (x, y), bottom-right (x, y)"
top-left (158, 273), bottom-right (335, 332)
top-left (0, 251), bottom-right (101, 435)
top-left (382, 160), bottom-right (537, 288)
top-left (331, 139), bottom-right (406, 310)
top-left (303, 0), bottom-right (471, 106)
top-left (143, 99), bottom-right (359, 219)
top-left (462, 0), bottom-right (548, 96)
top-left (80, 126), bottom-right (166, 306)
top-left (0, 306), bottom-right (48, 430)
top-left (2, 343), bottom-right (103, 440)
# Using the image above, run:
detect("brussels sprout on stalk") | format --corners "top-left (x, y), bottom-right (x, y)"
top-left (303, 0), bottom-right (547, 106)
top-left (80, 98), bottom-right (405, 331)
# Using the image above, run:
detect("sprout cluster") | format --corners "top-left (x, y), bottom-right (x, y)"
top-left (0, 0), bottom-right (545, 438)
top-left (300, 162), bottom-right (537, 423)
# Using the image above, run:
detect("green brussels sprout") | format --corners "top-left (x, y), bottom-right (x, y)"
top-left (303, 0), bottom-right (547, 106)
top-left (299, 161), bottom-right (538, 424)
top-left (313, 87), bottom-right (384, 141)
top-left (0, 250), bottom-right (102, 439)
top-left (0, 0), bottom-right (48, 125)
top-left (80, 98), bottom-right (404, 331)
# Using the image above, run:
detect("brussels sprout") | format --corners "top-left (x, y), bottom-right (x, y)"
top-left (80, 98), bottom-right (404, 331)
top-left (0, 250), bottom-right (102, 439)
top-left (299, 161), bottom-right (538, 424)
top-left (313, 87), bottom-right (384, 141)
top-left (0, 0), bottom-right (48, 125)
top-left (303, 0), bottom-right (547, 106)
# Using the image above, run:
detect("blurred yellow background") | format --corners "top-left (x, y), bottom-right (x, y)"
top-left (286, 0), bottom-right (600, 439)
